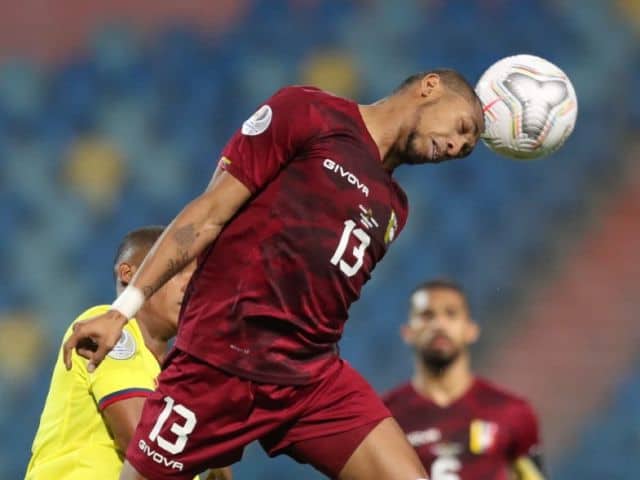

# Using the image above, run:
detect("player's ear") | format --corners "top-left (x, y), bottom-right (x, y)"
top-left (420, 73), bottom-right (442, 99)
top-left (466, 319), bottom-right (480, 345)
top-left (117, 262), bottom-right (137, 287)
top-left (400, 323), bottom-right (414, 345)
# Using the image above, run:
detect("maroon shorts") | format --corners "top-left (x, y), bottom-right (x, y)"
top-left (126, 348), bottom-right (391, 479)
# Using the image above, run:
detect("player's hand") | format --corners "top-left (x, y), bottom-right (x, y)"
top-left (63, 310), bottom-right (128, 372)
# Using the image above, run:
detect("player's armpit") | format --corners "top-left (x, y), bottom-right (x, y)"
top-left (512, 455), bottom-right (546, 480)
top-left (102, 396), bottom-right (148, 454)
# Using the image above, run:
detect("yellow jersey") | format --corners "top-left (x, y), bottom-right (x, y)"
top-left (26, 305), bottom-right (160, 479)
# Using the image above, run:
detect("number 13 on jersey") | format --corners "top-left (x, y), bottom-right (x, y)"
top-left (330, 220), bottom-right (371, 277)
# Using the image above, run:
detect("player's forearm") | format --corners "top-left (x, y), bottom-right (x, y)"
top-left (123, 172), bottom-right (251, 307)
top-left (131, 195), bottom-right (226, 299)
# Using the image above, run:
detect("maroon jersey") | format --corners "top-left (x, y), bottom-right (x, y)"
top-left (176, 86), bottom-right (408, 385)
top-left (383, 378), bottom-right (541, 480)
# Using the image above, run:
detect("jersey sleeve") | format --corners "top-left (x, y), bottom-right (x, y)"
top-left (85, 325), bottom-right (155, 410)
top-left (220, 86), bottom-right (318, 193)
top-left (508, 400), bottom-right (542, 460)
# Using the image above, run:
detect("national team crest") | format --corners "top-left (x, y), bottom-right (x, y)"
top-left (384, 210), bottom-right (398, 245)
top-left (469, 419), bottom-right (499, 454)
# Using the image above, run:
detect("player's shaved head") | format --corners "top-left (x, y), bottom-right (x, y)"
top-left (113, 226), bottom-right (165, 283)
top-left (382, 68), bottom-right (485, 166)
top-left (397, 69), bottom-right (480, 108)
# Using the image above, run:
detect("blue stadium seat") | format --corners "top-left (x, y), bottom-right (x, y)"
top-left (555, 370), bottom-right (640, 478)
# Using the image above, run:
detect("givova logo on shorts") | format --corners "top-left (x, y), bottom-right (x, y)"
top-left (142, 396), bottom-right (198, 471)
top-left (138, 439), bottom-right (184, 471)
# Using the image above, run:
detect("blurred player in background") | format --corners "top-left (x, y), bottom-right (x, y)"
top-left (383, 279), bottom-right (545, 480)
top-left (26, 226), bottom-right (230, 480)
top-left (63, 70), bottom-right (484, 480)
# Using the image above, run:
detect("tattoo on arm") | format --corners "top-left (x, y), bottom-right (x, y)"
top-left (141, 224), bottom-right (201, 299)
top-left (174, 224), bottom-right (199, 247)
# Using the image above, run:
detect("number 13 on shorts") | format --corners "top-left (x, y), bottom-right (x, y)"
top-left (149, 396), bottom-right (198, 454)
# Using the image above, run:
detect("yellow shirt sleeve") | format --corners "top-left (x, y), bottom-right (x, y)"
top-left (72, 305), bottom-right (158, 410)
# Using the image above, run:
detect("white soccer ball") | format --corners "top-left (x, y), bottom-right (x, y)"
top-left (475, 54), bottom-right (578, 160)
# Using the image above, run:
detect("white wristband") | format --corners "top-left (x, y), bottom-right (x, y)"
top-left (111, 285), bottom-right (145, 320)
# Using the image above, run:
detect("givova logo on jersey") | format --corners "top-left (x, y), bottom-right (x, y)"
top-left (323, 158), bottom-right (370, 197)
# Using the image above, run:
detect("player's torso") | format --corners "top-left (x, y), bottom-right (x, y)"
top-left (28, 358), bottom-right (124, 478)
top-left (250, 127), bottom-right (404, 322)
top-left (28, 315), bottom-right (159, 478)
top-left (387, 384), bottom-right (517, 480)
top-left (179, 97), bottom-right (407, 384)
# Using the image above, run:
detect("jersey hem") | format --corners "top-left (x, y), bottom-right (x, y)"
top-left (173, 340), bottom-right (339, 386)
top-left (220, 158), bottom-right (258, 193)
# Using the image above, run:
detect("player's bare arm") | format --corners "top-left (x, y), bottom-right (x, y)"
top-left (63, 170), bottom-right (252, 372)
top-left (103, 397), bottom-right (148, 454)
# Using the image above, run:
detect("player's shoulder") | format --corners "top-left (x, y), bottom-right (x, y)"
top-left (474, 377), bottom-right (536, 413)
top-left (65, 305), bottom-right (142, 361)
top-left (269, 85), bottom-right (354, 119)
top-left (67, 305), bottom-right (139, 336)
top-left (74, 304), bottom-right (111, 323)
top-left (273, 85), bottom-right (344, 103)
top-left (62, 304), bottom-right (111, 339)
top-left (381, 381), bottom-right (415, 406)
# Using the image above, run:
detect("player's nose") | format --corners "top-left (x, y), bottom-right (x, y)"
top-left (447, 136), bottom-right (471, 159)
top-left (430, 314), bottom-right (446, 328)
top-left (446, 138), bottom-right (462, 157)
top-left (447, 138), bottom-right (460, 157)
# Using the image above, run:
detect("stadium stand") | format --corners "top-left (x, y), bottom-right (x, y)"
top-left (0, 0), bottom-right (638, 478)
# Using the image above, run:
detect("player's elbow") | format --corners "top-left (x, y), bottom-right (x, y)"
top-left (185, 191), bottom-right (231, 236)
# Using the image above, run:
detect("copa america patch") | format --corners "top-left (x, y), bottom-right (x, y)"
top-left (241, 105), bottom-right (272, 136)
top-left (107, 329), bottom-right (136, 360)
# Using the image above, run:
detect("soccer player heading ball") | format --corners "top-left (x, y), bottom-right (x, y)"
top-left (64, 69), bottom-right (484, 480)
top-left (383, 280), bottom-right (545, 480)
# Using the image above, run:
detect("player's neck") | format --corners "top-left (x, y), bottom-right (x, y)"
top-left (358, 100), bottom-right (406, 173)
top-left (412, 354), bottom-right (475, 407)
top-left (134, 313), bottom-right (171, 365)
